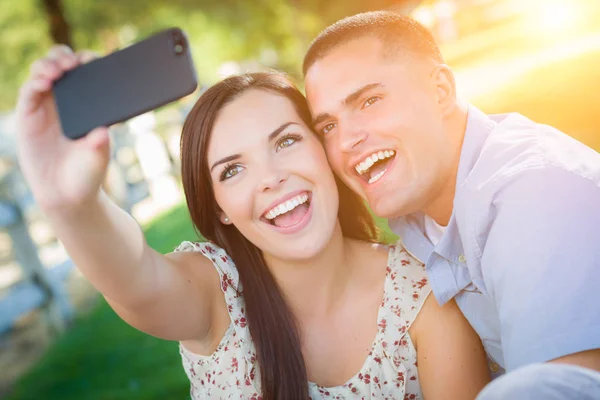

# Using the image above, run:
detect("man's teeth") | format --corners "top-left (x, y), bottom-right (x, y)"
top-left (355, 150), bottom-right (395, 175)
top-left (368, 170), bottom-right (386, 184)
top-left (264, 193), bottom-right (309, 220)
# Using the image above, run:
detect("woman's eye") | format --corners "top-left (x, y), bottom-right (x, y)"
top-left (220, 164), bottom-right (243, 181)
top-left (276, 134), bottom-right (302, 152)
top-left (321, 123), bottom-right (337, 135)
top-left (277, 137), bottom-right (295, 150)
top-left (363, 96), bottom-right (380, 108)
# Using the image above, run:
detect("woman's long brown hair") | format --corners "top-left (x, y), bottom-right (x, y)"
top-left (180, 72), bottom-right (377, 399)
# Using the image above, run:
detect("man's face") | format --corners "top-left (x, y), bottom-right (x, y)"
top-left (305, 36), bottom-right (454, 219)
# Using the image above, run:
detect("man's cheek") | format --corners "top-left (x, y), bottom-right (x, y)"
top-left (329, 155), bottom-right (345, 176)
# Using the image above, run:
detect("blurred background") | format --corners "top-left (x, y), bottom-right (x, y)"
top-left (0, 0), bottom-right (598, 399)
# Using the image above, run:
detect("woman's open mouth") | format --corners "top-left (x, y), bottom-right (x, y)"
top-left (261, 191), bottom-right (313, 233)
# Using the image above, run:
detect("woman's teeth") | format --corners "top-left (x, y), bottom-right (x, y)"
top-left (264, 193), bottom-right (309, 220)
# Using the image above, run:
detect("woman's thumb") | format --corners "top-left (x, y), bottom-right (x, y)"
top-left (83, 127), bottom-right (110, 151)
top-left (78, 127), bottom-right (111, 172)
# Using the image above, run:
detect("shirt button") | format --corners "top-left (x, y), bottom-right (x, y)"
top-left (458, 255), bottom-right (467, 263)
top-left (490, 362), bottom-right (500, 373)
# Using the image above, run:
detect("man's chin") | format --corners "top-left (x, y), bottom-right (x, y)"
top-left (367, 194), bottom-right (410, 220)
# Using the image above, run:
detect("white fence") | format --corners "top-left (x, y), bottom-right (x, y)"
top-left (0, 107), bottom-right (188, 337)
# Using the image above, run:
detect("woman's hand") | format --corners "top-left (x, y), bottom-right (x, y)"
top-left (15, 45), bottom-right (109, 214)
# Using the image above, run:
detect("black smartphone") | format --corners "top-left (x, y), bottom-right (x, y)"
top-left (53, 27), bottom-right (198, 140)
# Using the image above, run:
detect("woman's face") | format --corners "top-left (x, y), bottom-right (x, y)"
top-left (207, 89), bottom-right (340, 261)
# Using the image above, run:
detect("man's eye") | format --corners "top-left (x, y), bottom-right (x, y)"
top-left (321, 122), bottom-right (337, 135)
top-left (220, 164), bottom-right (243, 181)
top-left (363, 96), bottom-right (380, 108)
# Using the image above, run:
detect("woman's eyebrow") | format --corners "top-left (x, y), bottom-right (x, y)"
top-left (268, 122), bottom-right (299, 142)
top-left (210, 122), bottom-right (299, 172)
top-left (210, 153), bottom-right (241, 173)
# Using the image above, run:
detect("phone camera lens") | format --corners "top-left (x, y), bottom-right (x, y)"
top-left (171, 30), bottom-right (186, 55)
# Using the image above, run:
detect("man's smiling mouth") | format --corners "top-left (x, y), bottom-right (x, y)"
top-left (354, 149), bottom-right (396, 184)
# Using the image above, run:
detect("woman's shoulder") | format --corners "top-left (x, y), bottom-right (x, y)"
top-left (346, 238), bottom-right (389, 255)
top-left (174, 240), bottom-right (226, 255)
top-left (387, 241), bottom-right (426, 270)
top-left (170, 241), bottom-right (241, 292)
top-left (172, 241), bottom-right (235, 264)
top-left (347, 239), bottom-right (425, 271)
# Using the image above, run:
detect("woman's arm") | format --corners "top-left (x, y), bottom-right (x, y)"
top-left (47, 191), bottom-right (223, 342)
top-left (410, 296), bottom-right (491, 400)
top-left (15, 46), bottom-right (221, 343)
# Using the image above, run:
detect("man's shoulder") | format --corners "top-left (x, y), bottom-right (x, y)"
top-left (463, 113), bottom-right (600, 197)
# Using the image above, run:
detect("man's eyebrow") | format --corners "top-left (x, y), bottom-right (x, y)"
top-left (210, 154), bottom-right (241, 173)
top-left (210, 122), bottom-right (298, 172)
top-left (343, 83), bottom-right (383, 107)
top-left (311, 83), bottom-right (384, 127)
top-left (312, 113), bottom-right (333, 128)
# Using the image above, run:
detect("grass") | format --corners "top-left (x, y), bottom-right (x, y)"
top-left (5, 205), bottom-right (199, 400)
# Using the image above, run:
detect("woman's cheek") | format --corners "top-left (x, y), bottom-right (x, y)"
top-left (214, 181), bottom-right (255, 224)
top-left (300, 141), bottom-right (331, 172)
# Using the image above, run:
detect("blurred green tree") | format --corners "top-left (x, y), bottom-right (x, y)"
top-left (41, 0), bottom-right (72, 47)
top-left (0, 0), bottom-right (418, 111)
top-left (0, 0), bottom-right (317, 110)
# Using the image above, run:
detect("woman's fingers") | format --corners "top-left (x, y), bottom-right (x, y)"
top-left (16, 77), bottom-right (52, 116)
top-left (29, 57), bottom-right (62, 82)
top-left (77, 49), bottom-right (99, 64)
top-left (48, 44), bottom-right (78, 70)
top-left (17, 45), bottom-right (100, 128)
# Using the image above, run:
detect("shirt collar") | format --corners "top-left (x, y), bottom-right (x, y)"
top-left (390, 105), bottom-right (498, 265)
top-left (390, 212), bottom-right (431, 264)
top-left (456, 104), bottom-right (498, 188)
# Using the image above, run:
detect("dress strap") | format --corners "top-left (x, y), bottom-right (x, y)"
top-left (379, 244), bottom-right (432, 362)
top-left (174, 241), bottom-right (261, 391)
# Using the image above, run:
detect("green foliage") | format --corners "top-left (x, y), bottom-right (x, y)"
top-left (0, 0), bottom-right (324, 111)
top-left (0, 0), bottom-right (422, 112)
top-left (5, 203), bottom-right (197, 400)
top-left (0, 1), bottom-right (53, 111)
top-left (473, 48), bottom-right (600, 152)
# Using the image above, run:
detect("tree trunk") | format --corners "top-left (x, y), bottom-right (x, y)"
top-left (40, 0), bottom-right (73, 48)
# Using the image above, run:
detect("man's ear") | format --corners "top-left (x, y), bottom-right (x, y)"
top-left (431, 64), bottom-right (457, 117)
top-left (219, 212), bottom-right (232, 225)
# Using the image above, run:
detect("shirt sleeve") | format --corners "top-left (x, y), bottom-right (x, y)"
top-left (479, 166), bottom-right (600, 370)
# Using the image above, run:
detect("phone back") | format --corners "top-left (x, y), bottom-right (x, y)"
top-left (53, 28), bottom-right (198, 139)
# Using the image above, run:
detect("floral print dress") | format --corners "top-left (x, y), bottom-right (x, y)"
top-left (175, 241), bottom-right (431, 399)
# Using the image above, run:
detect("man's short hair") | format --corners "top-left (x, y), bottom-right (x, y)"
top-left (303, 11), bottom-right (444, 76)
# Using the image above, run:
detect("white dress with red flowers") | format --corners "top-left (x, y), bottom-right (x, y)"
top-left (176, 241), bottom-right (431, 399)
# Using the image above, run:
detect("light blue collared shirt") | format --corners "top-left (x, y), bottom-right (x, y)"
top-left (390, 105), bottom-right (600, 372)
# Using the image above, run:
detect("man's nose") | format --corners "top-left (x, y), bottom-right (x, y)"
top-left (339, 121), bottom-right (368, 153)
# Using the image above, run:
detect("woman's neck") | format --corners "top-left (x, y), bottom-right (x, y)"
top-left (263, 223), bottom-right (358, 319)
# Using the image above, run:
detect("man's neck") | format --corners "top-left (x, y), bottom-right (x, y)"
top-left (424, 101), bottom-right (469, 226)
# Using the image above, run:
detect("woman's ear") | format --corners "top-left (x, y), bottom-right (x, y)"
top-left (219, 212), bottom-right (232, 225)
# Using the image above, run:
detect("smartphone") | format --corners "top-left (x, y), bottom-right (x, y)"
top-left (53, 27), bottom-right (198, 140)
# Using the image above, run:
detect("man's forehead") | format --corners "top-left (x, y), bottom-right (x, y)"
top-left (305, 42), bottom-right (389, 111)
top-left (307, 37), bottom-right (382, 78)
